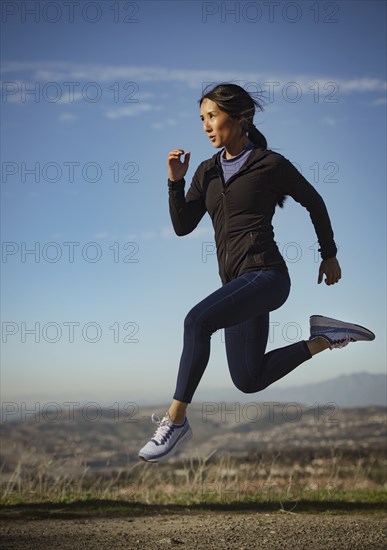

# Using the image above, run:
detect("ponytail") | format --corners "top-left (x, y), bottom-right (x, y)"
top-left (247, 123), bottom-right (267, 149)
top-left (247, 123), bottom-right (286, 208)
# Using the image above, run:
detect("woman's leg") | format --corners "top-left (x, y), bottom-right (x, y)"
top-left (172, 269), bottom-right (294, 406)
top-left (225, 312), bottom-right (312, 393)
top-left (306, 337), bottom-right (331, 355)
top-left (168, 272), bottom-right (331, 421)
top-left (168, 399), bottom-right (188, 424)
top-left (139, 270), bottom-right (375, 461)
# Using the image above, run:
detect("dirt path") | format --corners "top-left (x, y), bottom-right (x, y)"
top-left (1, 512), bottom-right (386, 550)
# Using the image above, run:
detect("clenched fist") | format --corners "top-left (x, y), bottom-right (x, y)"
top-left (318, 257), bottom-right (342, 285)
top-left (167, 149), bottom-right (191, 182)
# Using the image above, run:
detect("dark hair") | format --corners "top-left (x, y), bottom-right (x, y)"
top-left (199, 82), bottom-right (267, 149)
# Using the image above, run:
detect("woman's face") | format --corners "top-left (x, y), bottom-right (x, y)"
top-left (200, 98), bottom-right (242, 149)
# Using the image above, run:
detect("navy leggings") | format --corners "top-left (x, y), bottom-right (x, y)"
top-left (173, 269), bottom-right (312, 403)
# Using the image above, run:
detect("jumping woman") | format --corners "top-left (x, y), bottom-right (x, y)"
top-left (138, 83), bottom-right (375, 462)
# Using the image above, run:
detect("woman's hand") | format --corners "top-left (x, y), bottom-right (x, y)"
top-left (167, 149), bottom-right (191, 182)
top-left (318, 257), bottom-right (342, 285)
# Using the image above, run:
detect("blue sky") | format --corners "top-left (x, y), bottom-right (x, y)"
top-left (1, 0), bottom-right (386, 410)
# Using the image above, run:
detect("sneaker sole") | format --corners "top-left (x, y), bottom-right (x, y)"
top-left (138, 427), bottom-right (193, 463)
top-left (310, 315), bottom-right (375, 341)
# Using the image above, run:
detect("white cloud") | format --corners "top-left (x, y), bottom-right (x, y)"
top-left (117, 226), bottom-right (214, 241)
top-left (161, 225), bottom-right (213, 240)
top-left (139, 92), bottom-right (155, 99)
top-left (338, 78), bottom-right (387, 93)
top-left (2, 61), bottom-right (386, 95)
top-left (151, 117), bottom-right (179, 129)
top-left (58, 112), bottom-right (78, 122)
top-left (321, 116), bottom-right (337, 127)
top-left (56, 92), bottom-right (83, 103)
top-left (1, 79), bottom-right (84, 103)
top-left (371, 97), bottom-right (387, 106)
top-left (126, 233), bottom-right (138, 241)
top-left (142, 231), bottom-right (157, 240)
top-left (178, 111), bottom-right (195, 118)
top-left (104, 103), bottom-right (157, 119)
top-left (161, 226), bottom-right (174, 238)
top-left (34, 69), bottom-right (70, 80)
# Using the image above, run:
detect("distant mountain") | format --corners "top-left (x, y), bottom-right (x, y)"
top-left (194, 372), bottom-right (387, 408)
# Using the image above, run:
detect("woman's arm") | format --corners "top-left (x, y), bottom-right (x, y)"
top-left (167, 150), bottom-right (207, 236)
top-left (274, 156), bottom-right (341, 285)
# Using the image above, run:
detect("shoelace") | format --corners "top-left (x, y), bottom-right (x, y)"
top-left (150, 413), bottom-right (174, 444)
top-left (330, 333), bottom-right (355, 349)
top-left (331, 338), bottom-right (350, 349)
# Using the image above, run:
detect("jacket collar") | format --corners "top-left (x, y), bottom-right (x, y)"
top-left (212, 145), bottom-right (270, 170)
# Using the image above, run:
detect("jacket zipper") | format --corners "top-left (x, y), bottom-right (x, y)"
top-left (215, 154), bottom-right (263, 280)
top-left (222, 190), bottom-right (229, 277)
top-left (250, 231), bottom-right (256, 263)
top-left (215, 165), bottom-right (230, 280)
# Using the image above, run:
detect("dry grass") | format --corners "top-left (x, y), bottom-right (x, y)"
top-left (1, 447), bottom-right (386, 507)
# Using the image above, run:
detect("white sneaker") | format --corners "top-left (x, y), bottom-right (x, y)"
top-left (138, 412), bottom-right (192, 463)
top-left (310, 315), bottom-right (375, 349)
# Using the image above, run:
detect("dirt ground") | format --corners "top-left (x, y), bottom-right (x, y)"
top-left (1, 511), bottom-right (386, 550)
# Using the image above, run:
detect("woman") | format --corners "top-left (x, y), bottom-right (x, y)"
top-left (138, 83), bottom-right (375, 463)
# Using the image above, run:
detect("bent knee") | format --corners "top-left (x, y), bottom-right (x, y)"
top-left (232, 378), bottom-right (267, 394)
